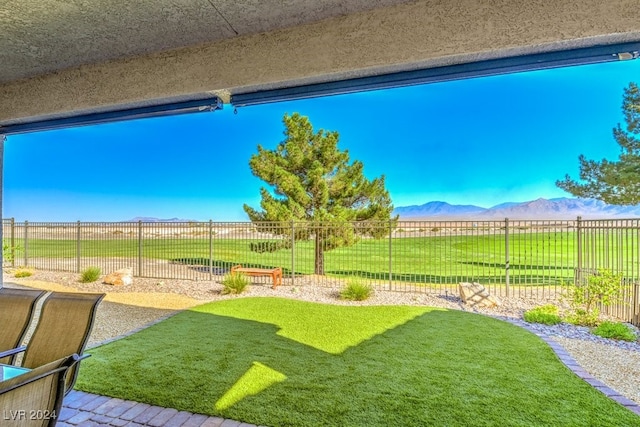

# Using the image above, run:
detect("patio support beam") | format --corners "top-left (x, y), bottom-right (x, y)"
top-left (1, 0), bottom-right (640, 128)
top-left (0, 135), bottom-right (4, 287)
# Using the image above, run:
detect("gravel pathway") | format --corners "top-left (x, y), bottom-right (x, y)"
top-left (5, 268), bottom-right (640, 407)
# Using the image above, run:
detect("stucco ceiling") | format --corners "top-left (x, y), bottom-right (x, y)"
top-left (0, 0), bottom-right (412, 85)
top-left (3, 0), bottom-right (640, 131)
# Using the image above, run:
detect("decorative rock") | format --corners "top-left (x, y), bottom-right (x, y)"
top-left (459, 282), bottom-right (501, 307)
top-left (103, 268), bottom-right (133, 286)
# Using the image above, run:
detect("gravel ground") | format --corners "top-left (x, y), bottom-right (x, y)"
top-left (4, 268), bottom-right (640, 406)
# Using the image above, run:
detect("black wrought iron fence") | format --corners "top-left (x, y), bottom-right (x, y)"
top-left (3, 217), bottom-right (639, 325)
top-left (576, 218), bottom-right (640, 325)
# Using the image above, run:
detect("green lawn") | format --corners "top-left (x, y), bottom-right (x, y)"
top-left (76, 297), bottom-right (640, 427)
top-left (7, 231), bottom-right (593, 285)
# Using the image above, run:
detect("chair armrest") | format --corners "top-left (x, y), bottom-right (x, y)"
top-left (0, 346), bottom-right (26, 360)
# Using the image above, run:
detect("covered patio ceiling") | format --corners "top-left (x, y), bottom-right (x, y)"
top-left (2, 0), bottom-right (640, 131)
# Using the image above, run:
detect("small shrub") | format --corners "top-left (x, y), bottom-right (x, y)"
top-left (80, 266), bottom-right (102, 283)
top-left (340, 277), bottom-right (374, 301)
top-left (563, 268), bottom-right (625, 326)
top-left (13, 269), bottom-right (33, 278)
top-left (592, 321), bottom-right (637, 342)
top-left (3, 243), bottom-right (22, 263)
top-left (565, 309), bottom-right (600, 327)
top-left (221, 272), bottom-right (250, 295)
top-left (249, 240), bottom-right (291, 253)
top-left (523, 304), bottom-right (562, 325)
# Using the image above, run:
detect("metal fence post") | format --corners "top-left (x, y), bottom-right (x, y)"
top-left (23, 221), bottom-right (28, 267)
top-left (138, 220), bottom-right (143, 276)
top-left (576, 216), bottom-right (583, 285)
top-left (291, 220), bottom-right (295, 286)
top-left (76, 220), bottom-right (81, 273)
top-left (10, 217), bottom-right (15, 268)
top-left (389, 219), bottom-right (393, 289)
top-left (505, 218), bottom-right (510, 297)
top-left (208, 220), bottom-right (213, 281)
top-left (633, 282), bottom-right (639, 326)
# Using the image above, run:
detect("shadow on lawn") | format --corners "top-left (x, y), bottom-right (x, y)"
top-left (460, 260), bottom-right (576, 272)
top-left (170, 257), bottom-right (292, 275)
top-left (324, 269), bottom-right (570, 285)
top-left (76, 299), bottom-right (637, 427)
top-left (170, 258), bottom-right (571, 286)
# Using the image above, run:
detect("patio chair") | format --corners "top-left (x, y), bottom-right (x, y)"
top-left (0, 291), bottom-right (105, 394)
top-left (0, 288), bottom-right (47, 364)
top-left (0, 353), bottom-right (81, 427)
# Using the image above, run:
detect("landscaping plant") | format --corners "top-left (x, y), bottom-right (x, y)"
top-left (339, 277), bottom-right (374, 301)
top-left (523, 304), bottom-right (562, 325)
top-left (80, 266), bottom-right (102, 283)
top-left (592, 321), bottom-right (637, 342)
top-left (13, 268), bottom-right (32, 278)
top-left (2, 243), bottom-right (21, 264)
top-left (563, 268), bottom-right (625, 326)
top-left (221, 272), bottom-right (250, 295)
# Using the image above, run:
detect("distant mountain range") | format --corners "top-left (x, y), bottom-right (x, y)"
top-left (393, 198), bottom-right (640, 220)
top-left (124, 198), bottom-right (640, 222)
top-left (125, 217), bottom-right (196, 223)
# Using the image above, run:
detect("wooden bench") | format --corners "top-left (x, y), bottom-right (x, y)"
top-left (230, 265), bottom-right (282, 289)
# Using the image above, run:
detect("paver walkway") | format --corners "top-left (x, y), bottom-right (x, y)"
top-left (57, 390), bottom-right (264, 427)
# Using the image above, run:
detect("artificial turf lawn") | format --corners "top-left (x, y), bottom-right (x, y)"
top-left (76, 297), bottom-right (640, 426)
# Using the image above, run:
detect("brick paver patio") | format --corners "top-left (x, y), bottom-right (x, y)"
top-left (57, 390), bottom-right (261, 427)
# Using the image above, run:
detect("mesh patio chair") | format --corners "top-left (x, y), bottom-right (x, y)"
top-left (0, 288), bottom-right (47, 364)
top-left (0, 291), bottom-right (105, 394)
top-left (0, 353), bottom-right (80, 427)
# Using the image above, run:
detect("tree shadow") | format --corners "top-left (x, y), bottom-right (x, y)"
top-left (323, 269), bottom-right (570, 285)
top-left (170, 257), bottom-right (296, 278)
top-left (460, 260), bottom-right (575, 272)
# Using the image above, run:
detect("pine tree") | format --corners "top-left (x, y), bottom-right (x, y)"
top-left (557, 82), bottom-right (640, 204)
top-left (244, 113), bottom-right (396, 274)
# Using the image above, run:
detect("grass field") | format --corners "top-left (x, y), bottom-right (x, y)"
top-left (7, 229), bottom-right (625, 287)
top-left (76, 298), bottom-right (640, 427)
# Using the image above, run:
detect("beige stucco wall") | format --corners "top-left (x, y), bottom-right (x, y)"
top-left (2, 0), bottom-right (640, 125)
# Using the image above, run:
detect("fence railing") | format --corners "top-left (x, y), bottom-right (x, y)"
top-left (2, 217), bottom-right (639, 325)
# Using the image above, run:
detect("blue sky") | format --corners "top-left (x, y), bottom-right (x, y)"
top-left (4, 59), bottom-right (640, 222)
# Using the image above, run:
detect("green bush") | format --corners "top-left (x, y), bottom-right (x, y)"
top-left (3, 243), bottom-right (22, 263)
top-left (249, 240), bottom-right (291, 253)
top-left (221, 272), bottom-right (250, 295)
top-left (592, 321), bottom-right (637, 342)
top-left (13, 269), bottom-right (33, 278)
top-left (565, 309), bottom-right (600, 327)
top-left (80, 266), bottom-right (102, 283)
top-left (523, 304), bottom-right (562, 325)
top-left (563, 268), bottom-right (625, 326)
top-left (340, 277), bottom-right (374, 301)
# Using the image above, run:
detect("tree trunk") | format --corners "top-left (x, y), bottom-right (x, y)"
top-left (314, 233), bottom-right (325, 275)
